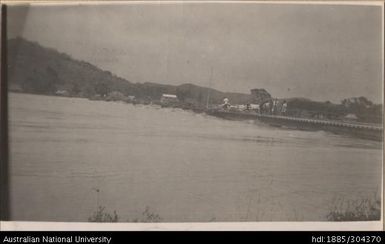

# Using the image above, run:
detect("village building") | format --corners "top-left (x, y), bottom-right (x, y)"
top-left (160, 94), bottom-right (179, 105)
top-left (55, 89), bottom-right (69, 96)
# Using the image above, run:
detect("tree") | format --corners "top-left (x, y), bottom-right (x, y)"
top-left (94, 82), bottom-right (110, 96)
top-left (72, 83), bottom-right (81, 95)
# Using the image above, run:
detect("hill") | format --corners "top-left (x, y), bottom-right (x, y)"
top-left (7, 38), bottom-right (382, 123)
top-left (7, 37), bottom-right (250, 105)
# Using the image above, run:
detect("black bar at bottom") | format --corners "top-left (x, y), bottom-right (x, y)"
top-left (0, 231), bottom-right (383, 244)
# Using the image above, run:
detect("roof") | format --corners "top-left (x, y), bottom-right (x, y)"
top-left (162, 94), bottom-right (178, 98)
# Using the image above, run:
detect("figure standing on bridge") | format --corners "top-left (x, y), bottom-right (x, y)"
top-left (262, 101), bottom-right (270, 114)
top-left (272, 99), bottom-right (278, 115)
top-left (281, 100), bottom-right (288, 115)
top-left (222, 97), bottom-right (230, 110)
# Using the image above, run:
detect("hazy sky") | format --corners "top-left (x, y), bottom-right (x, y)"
top-left (8, 2), bottom-right (383, 103)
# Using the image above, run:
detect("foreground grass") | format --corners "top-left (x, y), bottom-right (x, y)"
top-left (326, 194), bottom-right (381, 221)
top-left (88, 206), bottom-right (162, 223)
top-left (88, 206), bottom-right (119, 222)
top-left (89, 193), bottom-right (382, 222)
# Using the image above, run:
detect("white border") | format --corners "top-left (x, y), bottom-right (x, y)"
top-left (1, 0), bottom-right (384, 6)
top-left (2, 1), bottom-right (384, 231)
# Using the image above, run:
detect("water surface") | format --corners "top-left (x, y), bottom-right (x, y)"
top-left (9, 93), bottom-right (382, 222)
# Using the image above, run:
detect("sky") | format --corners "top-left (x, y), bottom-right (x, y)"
top-left (7, 2), bottom-right (383, 103)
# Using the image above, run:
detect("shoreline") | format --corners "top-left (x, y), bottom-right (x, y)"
top-left (9, 91), bottom-right (384, 141)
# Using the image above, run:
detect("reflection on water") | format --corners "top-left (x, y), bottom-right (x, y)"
top-left (9, 93), bottom-right (382, 222)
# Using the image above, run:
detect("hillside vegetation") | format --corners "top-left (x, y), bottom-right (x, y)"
top-left (8, 38), bottom-right (250, 106)
top-left (8, 38), bottom-right (382, 123)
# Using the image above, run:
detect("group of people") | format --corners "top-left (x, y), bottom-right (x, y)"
top-left (260, 99), bottom-right (288, 115)
top-left (221, 97), bottom-right (288, 115)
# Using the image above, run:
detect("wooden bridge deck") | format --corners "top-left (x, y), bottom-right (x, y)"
top-left (255, 113), bottom-right (383, 131)
top-left (206, 109), bottom-right (383, 132)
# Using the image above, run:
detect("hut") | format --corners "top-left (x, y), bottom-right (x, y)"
top-left (160, 94), bottom-right (179, 105)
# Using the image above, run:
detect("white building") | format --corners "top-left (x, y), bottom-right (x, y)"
top-left (160, 94), bottom-right (179, 104)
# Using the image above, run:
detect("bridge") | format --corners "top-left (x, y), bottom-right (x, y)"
top-left (206, 109), bottom-right (383, 141)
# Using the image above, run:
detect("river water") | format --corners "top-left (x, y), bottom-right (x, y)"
top-left (8, 93), bottom-right (382, 222)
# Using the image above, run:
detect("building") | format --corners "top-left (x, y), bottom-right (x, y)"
top-left (55, 89), bottom-right (69, 96)
top-left (160, 94), bottom-right (179, 105)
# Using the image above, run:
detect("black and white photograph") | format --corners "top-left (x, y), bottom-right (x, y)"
top-left (2, 1), bottom-right (383, 228)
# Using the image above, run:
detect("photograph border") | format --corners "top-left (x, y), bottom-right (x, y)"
top-left (0, 0), bottom-right (383, 231)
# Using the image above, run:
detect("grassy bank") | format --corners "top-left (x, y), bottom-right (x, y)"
top-left (326, 193), bottom-right (381, 221)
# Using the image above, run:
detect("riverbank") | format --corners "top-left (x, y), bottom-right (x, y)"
top-left (11, 91), bottom-right (382, 142)
top-left (9, 91), bottom-right (384, 141)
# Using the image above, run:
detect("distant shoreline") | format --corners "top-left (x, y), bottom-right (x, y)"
top-left (9, 91), bottom-right (383, 142)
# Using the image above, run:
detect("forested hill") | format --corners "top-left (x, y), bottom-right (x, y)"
top-left (7, 38), bottom-right (382, 123)
top-left (7, 37), bottom-right (251, 105)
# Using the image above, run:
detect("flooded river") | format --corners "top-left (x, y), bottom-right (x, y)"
top-left (8, 93), bottom-right (382, 222)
